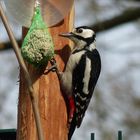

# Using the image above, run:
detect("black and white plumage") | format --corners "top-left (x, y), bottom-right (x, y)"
top-left (59, 26), bottom-right (101, 140)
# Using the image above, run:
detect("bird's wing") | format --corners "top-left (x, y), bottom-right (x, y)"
top-left (68, 53), bottom-right (86, 140)
top-left (72, 53), bottom-right (88, 127)
top-left (73, 50), bottom-right (101, 127)
top-left (69, 50), bottom-right (101, 139)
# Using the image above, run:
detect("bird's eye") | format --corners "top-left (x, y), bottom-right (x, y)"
top-left (77, 28), bottom-right (83, 33)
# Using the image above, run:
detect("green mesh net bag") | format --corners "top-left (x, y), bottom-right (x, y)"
top-left (21, 4), bottom-right (54, 67)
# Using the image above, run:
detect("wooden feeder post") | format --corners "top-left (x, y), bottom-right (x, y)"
top-left (17, 4), bottom-right (74, 140)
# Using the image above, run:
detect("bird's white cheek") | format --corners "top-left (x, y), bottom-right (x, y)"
top-left (82, 29), bottom-right (94, 38)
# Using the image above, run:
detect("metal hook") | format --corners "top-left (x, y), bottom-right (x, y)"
top-left (35, 0), bottom-right (40, 7)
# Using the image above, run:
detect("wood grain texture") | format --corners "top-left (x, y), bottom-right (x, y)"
top-left (17, 6), bottom-right (74, 140)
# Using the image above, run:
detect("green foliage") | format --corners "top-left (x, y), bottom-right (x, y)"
top-left (21, 5), bottom-right (54, 67)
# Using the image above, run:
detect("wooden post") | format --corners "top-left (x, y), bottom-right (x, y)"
top-left (17, 5), bottom-right (74, 140)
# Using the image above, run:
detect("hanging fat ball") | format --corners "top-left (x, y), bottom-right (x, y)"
top-left (21, 3), bottom-right (54, 67)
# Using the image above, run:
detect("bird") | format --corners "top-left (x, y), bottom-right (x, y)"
top-left (50, 26), bottom-right (101, 140)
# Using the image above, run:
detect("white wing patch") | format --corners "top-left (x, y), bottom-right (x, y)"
top-left (82, 57), bottom-right (91, 95)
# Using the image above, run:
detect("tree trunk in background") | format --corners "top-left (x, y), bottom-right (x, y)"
top-left (17, 6), bottom-right (74, 140)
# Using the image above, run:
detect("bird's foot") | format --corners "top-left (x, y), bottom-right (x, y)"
top-left (45, 58), bottom-right (58, 72)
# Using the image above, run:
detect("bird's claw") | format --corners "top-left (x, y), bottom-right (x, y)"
top-left (46, 64), bottom-right (57, 72)
top-left (46, 58), bottom-right (58, 72)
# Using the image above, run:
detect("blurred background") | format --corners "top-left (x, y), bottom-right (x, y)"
top-left (0, 0), bottom-right (140, 140)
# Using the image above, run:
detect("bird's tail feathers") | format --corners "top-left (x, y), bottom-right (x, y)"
top-left (68, 113), bottom-right (77, 140)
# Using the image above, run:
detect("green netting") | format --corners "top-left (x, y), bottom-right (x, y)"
top-left (21, 5), bottom-right (54, 67)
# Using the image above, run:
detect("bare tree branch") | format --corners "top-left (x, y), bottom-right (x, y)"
top-left (91, 7), bottom-right (140, 32)
top-left (0, 40), bottom-right (21, 50)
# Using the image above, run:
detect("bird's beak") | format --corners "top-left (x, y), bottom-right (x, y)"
top-left (59, 32), bottom-right (74, 38)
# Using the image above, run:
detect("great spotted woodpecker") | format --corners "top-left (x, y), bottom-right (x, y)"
top-left (51, 26), bottom-right (101, 140)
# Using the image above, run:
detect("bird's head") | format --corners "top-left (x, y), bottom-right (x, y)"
top-left (60, 26), bottom-right (96, 50)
